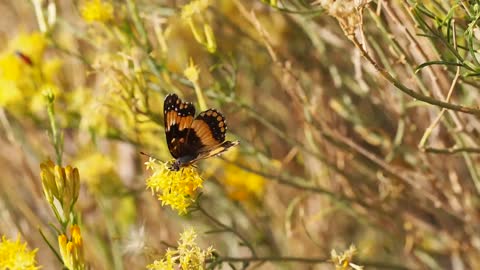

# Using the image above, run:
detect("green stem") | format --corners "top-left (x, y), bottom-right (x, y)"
top-left (126, 0), bottom-right (150, 51)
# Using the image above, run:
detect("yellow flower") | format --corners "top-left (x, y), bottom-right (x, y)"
top-left (80, 0), bottom-right (114, 23)
top-left (0, 79), bottom-right (22, 107)
top-left (0, 235), bottom-right (40, 270)
top-left (9, 32), bottom-right (47, 65)
top-left (205, 147), bottom-right (266, 202)
top-left (0, 53), bottom-right (23, 81)
top-left (0, 32), bottom-right (63, 114)
top-left (75, 152), bottom-right (125, 196)
top-left (40, 160), bottom-right (80, 221)
top-left (181, 0), bottom-right (210, 20)
top-left (0, 52), bottom-right (27, 107)
top-left (145, 159), bottom-right (204, 215)
top-left (222, 160), bottom-right (265, 201)
top-left (181, 0), bottom-right (217, 53)
top-left (183, 59), bottom-right (200, 83)
top-left (147, 228), bottom-right (214, 270)
top-left (331, 245), bottom-right (364, 270)
top-left (30, 84), bottom-right (60, 113)
top-left (58, 225), bottom-right (85, 270)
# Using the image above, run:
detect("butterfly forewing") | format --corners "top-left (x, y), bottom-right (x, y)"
top-left (164, 94), bottom-right (196, 158)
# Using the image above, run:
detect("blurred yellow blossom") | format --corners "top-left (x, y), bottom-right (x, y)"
top-left (0, 32), bottom-right (62, 114)
top-left (75, 152), bottom-right (124, 196)
top-left (181, 0), bottom-right (210, 20)
top-left (145, 158), bottom-right (204, 215)
top-left (183, 59), bottom-right (207, 110)
top-left (9, 32), bottom-right (47, 64)
top-left (0, 235), bottom-right (40, 270)
top-left (147, 228), bottom-right (214, 270)
top-left (206, 147), bottom-right (266, 202)
top-left (331, 244), bottom-right (363, 270)
top-left (80, 0), bottom-right (114, 23)
top-left (30, 84), bottom-right (61, 114)
top-left (181, 0), bottom-right (217, 53)
top-left (58, 225), bottom-right (85, 270)
top-left (184, 59), bottom-right (200, 83)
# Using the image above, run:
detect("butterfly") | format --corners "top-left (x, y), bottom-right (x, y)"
top-left (164, 93), bottom-right (239, 171)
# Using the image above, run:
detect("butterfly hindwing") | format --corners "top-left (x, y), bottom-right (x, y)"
top-left (194, 140), bottom-right (240, 161)
top-left (189, 109), bottom-right (227, 148)
top-left (164, 94), bottom-right (196, 158)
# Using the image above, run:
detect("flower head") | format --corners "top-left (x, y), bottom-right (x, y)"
top-left (58, 225), bottom-right (85, 270)
top-left (314, 0), bottom-right (370, 36)
top-left (80, 0), bottom-right (114, 23)
top-left (181, 0), bottom-right (210, 20)
top-left (184, 59), bottom-right (200, 84)
top-left (147, 228), bottom-right (214, 270)
top-left (145, 159), bottom-right (204, 215)
top-left (331, 244), bottom-right (363, 270)
top-left (0, 235), bottom-right (40, 270)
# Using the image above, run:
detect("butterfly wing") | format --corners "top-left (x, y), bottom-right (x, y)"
top-left (183, 109), bottom-right (239, 165)
top-left (164, 94), bottom-right (196, 158)
top-left (194, 140), bottom-right (240, 162)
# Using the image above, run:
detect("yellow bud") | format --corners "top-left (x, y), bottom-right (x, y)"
top-left (40, 170), bottom-right (57, 203)
top-left (72, 168), bottom-right (80, 203)
top-left (58, 234), bottom-right (69, 264)
top-left (184, 59), bottom-right (199, 83)
top-left (64, 166), bottom-right (74, 209)
top-left (66, 242), bottom-right (74, 253)
top-left (71, 225), bottom-right (82, 247)
top-left (58, 225), bottom-right (85, 270)
top-left (54, 165), bottom-right (66, 197)
top-left (40, 161), bottom-right (60, 204)
top-left (203, 24), bottom-right (217, 53)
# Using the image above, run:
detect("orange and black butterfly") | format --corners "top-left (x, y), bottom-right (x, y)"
top-left (164, 93), bottom-right (239, 171)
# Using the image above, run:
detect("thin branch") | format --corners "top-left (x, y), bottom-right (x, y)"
top-left (424, 147), bottom-right (480, 154)
top-left (351, 36), bottom-right (480, 115)
top-left (195, 201), bottom-right (257, 257)
top-left (419, 19), bottom-right (463, 149)
top-left (208, 255), bottom-right (411, 270)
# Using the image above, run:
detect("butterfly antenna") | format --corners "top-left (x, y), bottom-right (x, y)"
top-left (140, 151), bottom-right (160, 160)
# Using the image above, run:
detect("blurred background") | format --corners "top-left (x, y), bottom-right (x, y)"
top-left (1, 0), bottom-right (480, 269)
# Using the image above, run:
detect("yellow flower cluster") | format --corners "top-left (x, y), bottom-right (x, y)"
top-left (0, 32), bottom-right (62, 113)
top-left (0, 235), bottom-right (40, 270)
top-left (80, 0), bottom-right (114, 23)
top-left (58, 225), bottom-right (85, 270)
top-left (147, 228), bottom-right (214, 270)
top-left (330, 245), bottom-right (364, 270)
top-left (145, 158), bottom-right (204, 214)
top-left (40, 160), bottom-right (80, 222)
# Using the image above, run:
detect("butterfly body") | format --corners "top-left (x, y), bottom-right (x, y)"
top-left (164, 93), bottom-right (239, 171)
